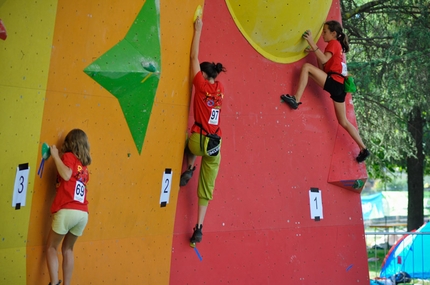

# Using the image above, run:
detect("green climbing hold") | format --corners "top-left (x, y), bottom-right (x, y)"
top-left (353, 179), bottom-right (364, 189)
top-left (41, 142), bottom-right (51, 160)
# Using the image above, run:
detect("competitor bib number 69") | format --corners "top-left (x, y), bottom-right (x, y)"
top-left (74, 181), bottom-right (86, 203)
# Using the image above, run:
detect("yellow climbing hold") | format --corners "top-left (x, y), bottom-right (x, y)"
top-left (194, 5), bottom-right (203, 22)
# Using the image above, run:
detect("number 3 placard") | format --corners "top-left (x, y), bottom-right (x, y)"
top-left (12, 163), bottom-right (30, 209)
top-left (159, 168), bottom-right (172, 207)
top-left (309, 187), bottom-right (323, 221)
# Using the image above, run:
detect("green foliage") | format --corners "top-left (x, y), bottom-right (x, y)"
top-left (341, 0), bottom-right (430, 179)
top-left (372, 174), bottom-right (407, 191)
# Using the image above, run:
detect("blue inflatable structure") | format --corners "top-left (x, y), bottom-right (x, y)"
top-left (380, 222), bottom-right (430, 279)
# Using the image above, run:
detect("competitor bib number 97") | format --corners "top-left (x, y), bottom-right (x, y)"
top-left (74, 181), bottom-right (86, 203)
top-left (208, 109), bottom-right (220, 125)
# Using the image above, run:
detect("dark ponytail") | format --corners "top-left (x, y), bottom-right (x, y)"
top-left (325, 20), bottom-right (350, 53)
top-left (200, 62), bottom-right (227, 79)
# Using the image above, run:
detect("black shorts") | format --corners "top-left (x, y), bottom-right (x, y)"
top-left (323, 75), bottom-right (346, 103)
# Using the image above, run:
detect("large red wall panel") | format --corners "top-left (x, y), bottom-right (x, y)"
top-left (171, 1), bottom-right (369, 284)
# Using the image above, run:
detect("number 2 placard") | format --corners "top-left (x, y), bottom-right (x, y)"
top-left (309, 188), bottom-right (323, 221)
top-left (159, 168), bottom-right (172, 207)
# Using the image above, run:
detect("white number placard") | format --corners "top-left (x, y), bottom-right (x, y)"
top-left (74, 181), bottom-right (86, 203)
top-left (208, 109), bottom-right (220, 125)
top-left (159, 168), bottom-right (172, 207)
top-left (12, 163), bottom-right (30, 209)
top-left (309, 188), bottom-right (323, 221)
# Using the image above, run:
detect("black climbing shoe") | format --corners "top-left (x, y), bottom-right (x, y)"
top-left (356, 149), bottom-right (370, 163)
top-left (180, 166), bottom-right (196, 186)
top-left (190, 224), bottom-right (203, 243)
top-left (280, 94), bottom-right (302, 109)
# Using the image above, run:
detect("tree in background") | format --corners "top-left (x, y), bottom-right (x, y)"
top-left (341, 0), bottom-right (430, 231)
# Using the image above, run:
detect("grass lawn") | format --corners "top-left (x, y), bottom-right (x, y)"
top-left (367, 247), bottom-right (386, 279)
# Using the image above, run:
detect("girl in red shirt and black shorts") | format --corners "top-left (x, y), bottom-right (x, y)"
top-left (281, 20), bottom-right (370, 163)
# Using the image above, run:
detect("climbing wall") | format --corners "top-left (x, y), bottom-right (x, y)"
top-left (170, 0), bottom-right (369, 284)
top-left (0, 0), bottom-right (369, 284)
top-left (0, 1), bottom-right (58, 284)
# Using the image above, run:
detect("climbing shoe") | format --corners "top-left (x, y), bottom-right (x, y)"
top-left (190, 224), bottom-right (203, 243)
top-left (180, 166), bottom-right (196, 186)
top-left (356, 149), bottom-right (370, 163)
top-left (48, 281), bottom-right (61, 285)
top-left (280, 94), bottom-right (302, 109)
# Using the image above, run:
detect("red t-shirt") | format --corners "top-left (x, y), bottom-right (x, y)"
top-left (190, 71), bottom-right (224, 136)
top-left (324, 40), bottom-right (344, 84)
top-left (50, 152), bottom-right (90, 214)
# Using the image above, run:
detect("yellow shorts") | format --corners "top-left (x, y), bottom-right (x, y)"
top-left (52, 209), bottom-right (88, 236)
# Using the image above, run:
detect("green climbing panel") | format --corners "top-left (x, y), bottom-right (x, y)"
top-left (84, 0), bottom-right (161, 154)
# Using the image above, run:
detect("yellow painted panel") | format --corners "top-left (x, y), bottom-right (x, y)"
top-left (0, 87), bottom-right (45, 248)
top-left (225, 0), bottom-right (331, 63)
top-left (0, 2), bottom-right (57, 284)
top-left (0, 247), bottom-right (27, 284)
top-left (0, 0), bottom-right (57, 89)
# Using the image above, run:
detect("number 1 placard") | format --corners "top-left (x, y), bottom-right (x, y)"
top-left (12, 163), bottom-right (30, 209)
top-left (309, 187), bottom-right (323, 221)
top-left (159, 168), bottom-right (172, 207)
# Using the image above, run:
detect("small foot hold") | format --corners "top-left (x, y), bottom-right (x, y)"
top-left (190, 242), bottom-right (196, 248)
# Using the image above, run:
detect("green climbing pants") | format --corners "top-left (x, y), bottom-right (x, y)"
top-left (188, 132), bottom-right (221, 206)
